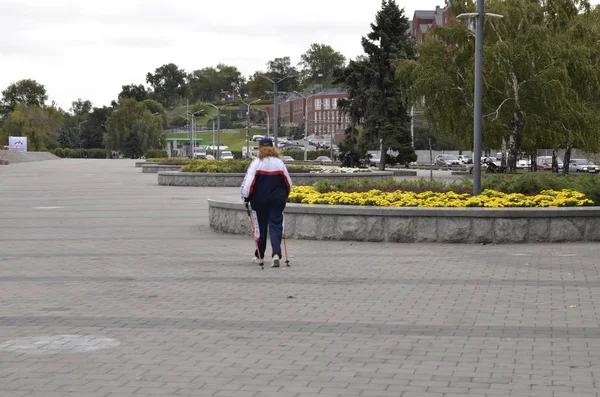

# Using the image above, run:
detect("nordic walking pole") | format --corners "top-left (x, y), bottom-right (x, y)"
top-left (245, 202), bottom-right (263, 269)
top-left (282, 213), bottom-right (290, 267)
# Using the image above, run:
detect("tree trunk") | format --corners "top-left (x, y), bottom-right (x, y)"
top-left (379, 142), bottom-right (386, 171)
top-left (563, 142), bottom-right (572, 175)
top-left (551, 149), bottom-right (559, 173)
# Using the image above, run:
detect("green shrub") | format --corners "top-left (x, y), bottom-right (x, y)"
top-left (53, 148), bottom-right (65, 158)
top-left (313, 178), bottom-right (472, 194)
top-left (482, 173), bottom-right (600, 204)
top-left (146, 150), bottom-right (168, 158)
top-left (180, 160), bottom-right (252, 173)
top-left (146, 157), bottom-right (195, 164)
top-left (230, 150), bottom-right (242, 159)
top-left (283, 150), bottom-right (332, 161)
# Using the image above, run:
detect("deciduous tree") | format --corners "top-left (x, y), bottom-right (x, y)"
top-left (299, 43), bottom-right (346, 89)
top-left (0, 79), bottom-right (48, 119)
top-left (105, 99), bottom-right (164, 158)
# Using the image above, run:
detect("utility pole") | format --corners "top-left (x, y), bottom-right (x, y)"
top-left (259, 74), bottom-right (298, 146)
top-left (294, 90), bottom-right (322, 161)
top-left (207, 104), bottom-right (226, 160)
top-left (241, 99), bottom-right (261, 159)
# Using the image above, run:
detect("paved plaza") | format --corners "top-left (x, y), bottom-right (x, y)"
top-left (1, 159), bottom-right (600, 397)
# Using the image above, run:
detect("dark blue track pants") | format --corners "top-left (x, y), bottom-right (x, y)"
top-left (251, 199), bottom-right (286, 259)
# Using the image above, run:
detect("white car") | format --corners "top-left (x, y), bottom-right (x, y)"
top-left (282, 156), bottom-right (295, 163)
top-left (569, 159), bottom-right (599, 173)
top-left (457, 155), bottom-right (472, 164)
top-left (220, 151), bottom-right (234, 160)
top-left (435, 154), bottom-right (461, 166)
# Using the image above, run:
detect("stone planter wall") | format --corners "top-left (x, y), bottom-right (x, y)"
top-left (208, 198), bottom-right (600, 243)
top-left (135, 161), bottom-right (145, 168)
top-left (158, 171), bottom-right (394, 187)
top-left (142, 164), bottom-right (182, 173)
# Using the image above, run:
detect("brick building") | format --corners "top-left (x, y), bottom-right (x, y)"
top-left (411, 6), bottom-right (454, 41)
top-left (261, 88), bottom-right (350, 137)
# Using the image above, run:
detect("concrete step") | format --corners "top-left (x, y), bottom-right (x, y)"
top-left (0, 150), bottom-right (59, 164)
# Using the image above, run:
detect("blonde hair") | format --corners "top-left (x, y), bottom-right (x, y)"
top-left (258, 146), bottom-right (281, 160)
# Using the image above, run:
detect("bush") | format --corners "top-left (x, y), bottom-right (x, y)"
top-left (180, 160), bottom-right (252, 173)
top-left (65, 148), bottom-right (106, 158)
top-left (312, 178), bottom-right (472, 194)
top-left (482, 173), bottom-right (600, 205)
top-left (146, 157), bottom-right (195, 164)
top-left (146, 150), bottom-right (168, 158)
top-left (230, 150), bottom-right (243, 159)
top-left (53, 148), bottom-right (65, 158)
top-left (283, 150), bottom-right (332, 161)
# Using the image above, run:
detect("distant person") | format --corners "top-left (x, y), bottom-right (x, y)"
top-left (240, 138), bottom-right (293, 267)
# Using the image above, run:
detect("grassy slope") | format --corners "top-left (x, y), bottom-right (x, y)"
top-left (168, 128), bottom-right (268, 151)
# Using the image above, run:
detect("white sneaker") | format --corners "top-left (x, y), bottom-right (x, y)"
top-left (252, 257), bottom-right (261, 264)
top-left (272, 254), bottom-right (280, 268)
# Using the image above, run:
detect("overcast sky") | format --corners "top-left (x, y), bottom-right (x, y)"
top-left (2, 0), bottom-right (597, 111)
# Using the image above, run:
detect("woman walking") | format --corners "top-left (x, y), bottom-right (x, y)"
top-left (240, 138), bottom-right (293, 267)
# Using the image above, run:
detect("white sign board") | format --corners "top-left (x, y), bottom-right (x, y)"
top-left (9, 136), bottom-right (27, 152)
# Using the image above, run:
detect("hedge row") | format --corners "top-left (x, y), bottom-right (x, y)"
top-left (51, 148), bottom-right (107, 158)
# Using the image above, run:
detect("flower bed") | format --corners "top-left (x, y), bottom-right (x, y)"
top-left (288, 186), bottom-right (593, 208)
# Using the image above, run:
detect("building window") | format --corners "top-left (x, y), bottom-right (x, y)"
top-left (314, 112), bottom-right (317, 123)
top-left (331, 98), bottom-right (337, 109)
top-left (315, 99), bottom-right (321, 110)
top-left (323, 98), bottom-right (330, 110)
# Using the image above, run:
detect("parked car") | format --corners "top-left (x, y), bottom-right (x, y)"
top-left (206, 154), bottom-right (215, 160)
top-left (283, 145), bottom-right (305, 151)
top-left (315, 156), bottom-right (332, 164)
top-left (537, 156), bottom-right (564, 171)
top-left (568, 159), bottom-right (599, 173)
top-left (220, 150), bottom-right (234, 160)
top-left (250, 135), bottom-right (263, 142)
top-left (282, 156), bottom-right (295, 163)
top-left (457, 155), bottom-right (473, 164)
top-left (434, 154), bottom-right (461, 166)
top-left (369, 155), bottom-right (381, 167)
top-left (516, 159), bottom-right (531, 169)
top-left (193, 148), bottom-right (207, 159)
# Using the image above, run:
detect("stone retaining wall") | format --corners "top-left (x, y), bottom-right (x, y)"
top-left (208, 198), bottom-right (600, 243)
top-left (142, 163), bottom-right (182, 173)
top-left (158, 171), bottom-right (394, 187)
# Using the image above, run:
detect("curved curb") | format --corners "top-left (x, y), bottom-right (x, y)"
top-left (158, 171), bottom-right (394, 187)
top-left (141, 164), bottom-right (182, 173)
top-left (208, 197), bottom-right (600, 243)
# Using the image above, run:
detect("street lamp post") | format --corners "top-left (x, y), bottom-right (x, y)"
top-left (294, 90), bottom-right (322, 161)
top-left (259, 74), bottom-right (298, 146)
top-left (78, 120), bottom-right (88, 150)
top-left (207, 104), bottom-right (226, 160)
top-left (241, 99), bottom-right (261, 159)
top-left (254, 108), bottom-right (270, 138)
top-left (189, 110), bottom-right (204, 158)
top-left (457, 4), bottom-right (503, 196)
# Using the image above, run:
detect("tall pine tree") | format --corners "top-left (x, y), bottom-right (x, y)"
top-left (337, 0), bottom-right (416, 169)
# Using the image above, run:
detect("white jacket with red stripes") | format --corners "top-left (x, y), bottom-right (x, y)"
top-left (240, 157), bottom-right (293, 202)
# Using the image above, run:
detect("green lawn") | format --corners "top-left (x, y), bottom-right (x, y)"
top-left (167, 106), bottom-right (219, 127)
top-left (168, 128), bottom-right (268, 151)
